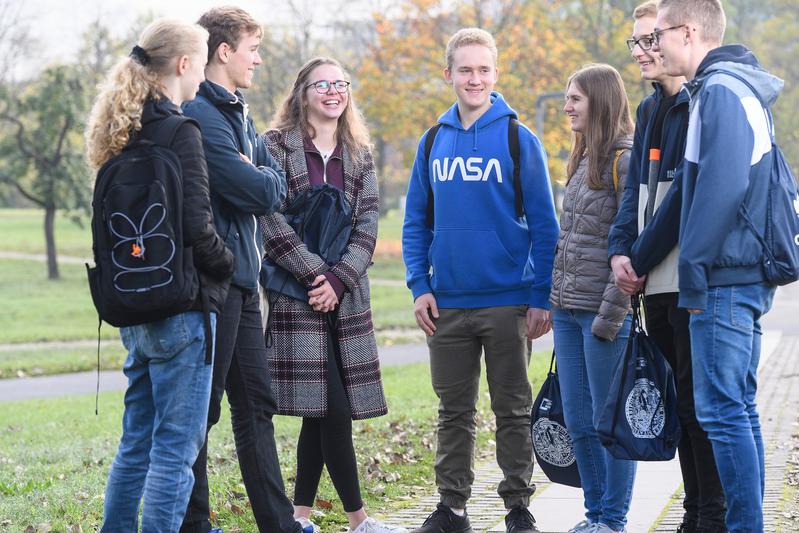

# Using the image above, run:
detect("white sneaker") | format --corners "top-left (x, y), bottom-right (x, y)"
top-left (568, 519), bottom-right (596, 533)
top-left (348, 517), bottom-right (408, 533)
top-left (296, 516), bottom-right (320, 533)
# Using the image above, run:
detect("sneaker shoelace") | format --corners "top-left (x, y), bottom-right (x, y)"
top-left (422, 505), bottom-right (452, 526)
top-left (509, 507), bottom-right (536, 527)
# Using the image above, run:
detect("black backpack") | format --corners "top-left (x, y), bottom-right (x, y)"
top-left (423, 117), bottom-right (523, 226)
top-left (86, 115), bottom-right (200, 330)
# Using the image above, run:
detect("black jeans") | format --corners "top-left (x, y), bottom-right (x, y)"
top-left (645, 293), bottom-right (726, 532)
top-left (293, 328), bottom-right (362, 512)
top-left (181, 286), bottom-right (301, 533)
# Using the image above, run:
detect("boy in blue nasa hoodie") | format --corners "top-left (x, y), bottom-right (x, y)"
top-left (654, 1), bottom-right (784, 530)
top-left (402, 28), bottom-right (558, 533)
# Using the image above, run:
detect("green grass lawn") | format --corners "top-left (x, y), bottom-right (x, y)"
top-left (0, 208), bottom-right (93, 258)
top-left (0, 344), bottom-right (127, 379)
top-left (377, 209), bottom-right (403, 242)
top-left (0, 260), bottom-right (119, 345)
top-left (0, 356), bottom-right (549, 531)
top-left (0, 209), bottom-right (414, 377)
top-left (0, 207), bottom-right (406, 263)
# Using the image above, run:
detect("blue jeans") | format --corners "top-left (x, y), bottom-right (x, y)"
top-left (102, 311), bottom-right (215, 533)
top-left (690, 282), bottom-right (775, 533)
top-left (553, 309), bottom-right (636, 531)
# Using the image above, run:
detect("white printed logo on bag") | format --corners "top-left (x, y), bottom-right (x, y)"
top-left (793, 197), bottom-right (799, 246)
top-left (625, 378), bottom-right (665, 439)
top-left (532, 418), bottom-right (576, 467)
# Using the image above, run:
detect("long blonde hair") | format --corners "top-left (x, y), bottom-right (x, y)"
top-left (85, 19), bottom-right (208, 170)
top-left (565, 64), bottom-right (634, 189)
top-left (270, 57), bottom-right (371, 163)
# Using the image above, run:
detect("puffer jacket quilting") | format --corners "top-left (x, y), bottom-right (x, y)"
top-left (550, 136), bottom-right (633, 340)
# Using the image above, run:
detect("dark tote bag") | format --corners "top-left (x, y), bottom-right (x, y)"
top-left (260, 184), bottom-right (352, 301)
top-left (530, 351), bottom-right (581, 488)
top-left (597, 294), bottom-right (681, 461)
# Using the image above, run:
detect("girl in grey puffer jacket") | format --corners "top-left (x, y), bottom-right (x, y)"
top-left (549, 64), bottom-right (636, 533)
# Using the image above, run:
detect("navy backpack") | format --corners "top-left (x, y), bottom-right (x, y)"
top-left (530, 351), bottom-right (581, 487)
top-left (714, 71), bottom-right (799, 286)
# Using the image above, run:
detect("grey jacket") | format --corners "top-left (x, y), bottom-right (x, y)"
top-left (550, 136), bottom-right (633, 340)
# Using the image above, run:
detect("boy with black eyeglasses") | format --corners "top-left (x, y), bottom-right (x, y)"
top-left (651, 0), bottom-right (785, 531)
top-left (608, 2), bottom-right (726, 532)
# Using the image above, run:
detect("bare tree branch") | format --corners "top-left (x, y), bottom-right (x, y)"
top-left (0, 173), bottom-right (44, 206)
top-left (49, 115), bottom-right (73, 168)
top-left (0, 112), bottom-right (39, 163)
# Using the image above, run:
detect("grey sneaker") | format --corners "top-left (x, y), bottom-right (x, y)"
top-left (568, 520), bottom-right (596, 533)
top-left (349, 517), bottom-right (408, 533)
top-left (296, 516), bottom-right (320, 533)
top-left (593, 524), bottom-right (626, 533)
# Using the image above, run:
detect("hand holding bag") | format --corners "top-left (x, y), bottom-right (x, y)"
top-left (530, 351), bottom-right (581, 487)
top-left (596, 294), bottom-right (681, 461)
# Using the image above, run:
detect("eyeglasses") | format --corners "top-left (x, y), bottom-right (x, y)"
top-left (626, 34), bottom-right (656, 51)
top-left (652, 24), bottom-right (688, 45)
top-left (305, 80), bottom-right (351, 94)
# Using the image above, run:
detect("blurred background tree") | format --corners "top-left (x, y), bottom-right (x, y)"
top-left (0, 0), bottom-right (796, 274)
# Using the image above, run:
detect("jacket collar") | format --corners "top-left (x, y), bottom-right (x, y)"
top-left (278, 127), bottom-right (359, 206)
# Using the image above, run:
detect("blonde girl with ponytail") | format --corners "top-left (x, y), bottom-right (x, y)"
top-left (86, 19), bottom-right (234, 532)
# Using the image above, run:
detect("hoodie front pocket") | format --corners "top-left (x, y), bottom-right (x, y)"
top-left (430, 229), bottom-right (520, 292)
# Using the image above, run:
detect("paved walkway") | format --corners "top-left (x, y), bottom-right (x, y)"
top-left (0, 333), bottom-right (556, 402)
top-left (382, 330), bottom-right (792, 532)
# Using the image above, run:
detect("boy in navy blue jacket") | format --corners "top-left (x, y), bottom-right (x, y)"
top-left (402, 27), bottom-right (558, 533)
top-left (653, 1), bottom-right (784, 531)
top-left (608, 2), bottom-right (725, 531)
top-left (180, 7), bottom-right (301, 533)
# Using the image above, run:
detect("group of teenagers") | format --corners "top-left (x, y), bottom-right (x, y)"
top-left (82, 0), bottom-right (785, 532)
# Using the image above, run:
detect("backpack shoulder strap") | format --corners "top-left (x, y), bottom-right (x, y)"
top-left (508, 117), bottom-right (523, 218)
top-left (424, 124), bottom-right (442, 227)
top-left (424, 123), bottom-right (443, 162)
top-left (149, 114), bottom-right (194, 149)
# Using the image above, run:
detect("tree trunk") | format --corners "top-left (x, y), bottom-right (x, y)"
top-left (44, 205), bottom-right (59, 280)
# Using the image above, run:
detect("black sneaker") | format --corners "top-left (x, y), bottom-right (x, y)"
top-left (505, 507), bottom-right (540, 533)
top-left (411, 503), bottom-right (472, 533)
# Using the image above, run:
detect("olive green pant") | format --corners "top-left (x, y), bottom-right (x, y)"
top-left (427, 305), bottom-right (535, 509)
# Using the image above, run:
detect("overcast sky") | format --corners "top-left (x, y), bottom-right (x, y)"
top-left (14, 0), bottom-right (376, 77)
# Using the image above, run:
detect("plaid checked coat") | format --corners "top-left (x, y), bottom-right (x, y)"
top-left (259, 128), bottom-right (387, 420)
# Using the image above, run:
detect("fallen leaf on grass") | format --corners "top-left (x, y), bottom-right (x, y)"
top-left (67, 525), bottom-right (83, 533)
top-left (316, 498), bottom-right (333, 510)
top-left (23, 525), bottom-right (51, 533)
top-left (223, 502), bottom-right (245, 515)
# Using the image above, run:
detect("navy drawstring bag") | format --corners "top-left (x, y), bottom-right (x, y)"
top-left (260, 184), bottom-right (352, 301)
top-left (530, 351), bottom-right (581, 487)
top-left (596, 294), bottom-right (681, 461)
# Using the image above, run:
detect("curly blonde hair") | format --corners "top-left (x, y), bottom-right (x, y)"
top-left (85, 19), bottom-right (208, 170)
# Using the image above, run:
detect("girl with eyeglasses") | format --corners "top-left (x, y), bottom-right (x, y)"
top-left (550, 63), bottom-right (637, 533)
top-left (259, 57), bottom-right (406, 533)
